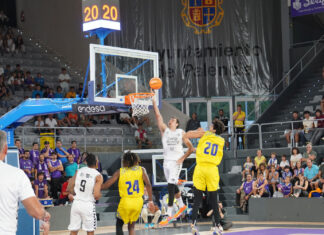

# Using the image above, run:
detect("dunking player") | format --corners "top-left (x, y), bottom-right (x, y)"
top-left (184, 120), bottom-right (225, 235)
top-left (68, 153), bottom-right (103, 235)
top-left (152, 90), bottom-right (194, 225)
top-left (101, 151), bottom-right (154, 235)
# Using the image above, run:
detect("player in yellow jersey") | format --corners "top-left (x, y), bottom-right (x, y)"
top-left (101, 151), bottom-right (154, 235)
top-left (184, 120), bottom-right (225, 235)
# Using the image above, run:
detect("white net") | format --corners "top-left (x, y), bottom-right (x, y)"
top-left (129, 93), bottom-right (154, 117)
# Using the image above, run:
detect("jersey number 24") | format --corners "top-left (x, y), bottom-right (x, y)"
top-left (126, 180), bottom-right (139, 195)
top-left (204, 142), bottom-right (218, 156)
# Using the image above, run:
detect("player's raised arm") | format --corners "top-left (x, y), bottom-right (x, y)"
top-left (152, 89), bottom-right (167, 133)
top-left (177, 133), bottom-right (194, 164)
top-left (101, 169), bottom-right (120, 190)
top-left (93, 174), bottom-right (103, 200)
top-left (183, 127), bottom-right (206, 139)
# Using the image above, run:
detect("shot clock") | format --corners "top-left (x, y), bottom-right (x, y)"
top-left (82, 0), bottom-right (121, 32)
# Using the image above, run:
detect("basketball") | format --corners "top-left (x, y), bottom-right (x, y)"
top-left (149, 77), bottom-right (163, 90)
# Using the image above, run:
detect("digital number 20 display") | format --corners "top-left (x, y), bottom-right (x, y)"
top-left (84, 4), bottom-right (118, 22)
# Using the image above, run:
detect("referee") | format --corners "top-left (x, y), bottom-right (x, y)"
top-left (0, 130), bottom-right (50, 235)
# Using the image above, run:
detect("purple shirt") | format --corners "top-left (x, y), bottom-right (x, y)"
top-left (20, 159), bottom-right (33, 178)
top-left (294, 168), bottom-right (304, 177)
top-left (67, 148), bottom-right (81, 163)
top-left (243, 180), bottom-right (254, 195)
top-left (49, 159), bottom-right (62, 178)
top-left (281, 183), bottom-right (292, 196)
top-left (34, 179), bottom-right (47, 198)
top-left (30, 150), bottom-right (40, 165)
top-left (257, 179), bottom-right (269, 191)
top-left (41, 148), bottom-right (54, 158)
top-left (36, 161), bottom-right (51, 180)
top-left (282, 171), bottom-right (292, 180)
top-left (18, 148), bottom-right (25, 157)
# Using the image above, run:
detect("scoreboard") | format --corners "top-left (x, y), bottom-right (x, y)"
top-left (82, 0), bottom-right (121, 32)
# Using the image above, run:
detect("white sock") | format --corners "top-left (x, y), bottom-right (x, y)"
top-left (167, 206), bottom-right (173, 217)
top-left (177, 196), bottom-right (184, 208)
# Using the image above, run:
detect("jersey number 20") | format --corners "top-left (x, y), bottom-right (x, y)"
top-left (126, 180), bottom-right (139, 195)
top-left (204, 142), bottom-right (218, 156)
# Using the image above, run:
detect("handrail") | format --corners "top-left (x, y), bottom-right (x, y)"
top-left (246, 34), bottom-right (324, 121)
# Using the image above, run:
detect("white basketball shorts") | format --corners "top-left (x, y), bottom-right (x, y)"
top-left (68, 200), bottom-right (97, 232)
top-left (163, 160), bottom-right (182, 185)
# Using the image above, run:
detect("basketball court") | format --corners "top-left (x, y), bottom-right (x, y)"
top-left (46, 222), bottom-right (324, 235)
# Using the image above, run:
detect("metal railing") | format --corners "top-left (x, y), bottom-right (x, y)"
top-left (16, 126), bottom-right (125, 151)
top-left (247, 34), bottom-right (324, 121)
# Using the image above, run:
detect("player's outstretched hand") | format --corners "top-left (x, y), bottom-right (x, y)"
top-left (43, 211), bottom-right (51, 222)
top-left (151, 89), bottom-right (157, 103)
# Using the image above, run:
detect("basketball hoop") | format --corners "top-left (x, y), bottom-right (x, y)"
top-left (125, 93), bottom-right (155, 117)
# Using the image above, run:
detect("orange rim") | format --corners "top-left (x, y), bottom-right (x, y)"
top-left (125, 92), bottom-right (154, 105)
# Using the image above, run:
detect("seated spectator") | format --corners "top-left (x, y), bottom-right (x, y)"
top-left (304, 159), bottom-right (319, 189)
top-left (313, 157), bottom-right (324, 191)
top-left (35, 116), bottom-right (45, 133)
top-left (293, 174), bottom-right (309, 198)
top-left (35, 154), bottom-right (51, 181)
top-left (301, 143), bottom-right (317, 166)
top-left (34, 73), bottom-right (45, 88)
top-left (43, 86), bottom-right (50, 98)
top-left (290, 147), bottom-right (302, 169)
top-left (16, 35), bottom-right (26, 54)
top-left (68, 112), bottom-right (78, 126)
top-left (64, 155), bottom-right (78, 178)
top-left (278, 176), bottom-right (292, 198)
top-left (258, 163), bottom-right (268, 180)
top-left (292, 161), bottom-right (304, 185)
top-left (65, 86), bottom-right (76, 98)
top-left (45, 114), bottom-right (58, 130)
top-left (78, 114), bottom-right (92, 127)
top-left (67, 140), bottom-right (81, 163)
top-left (47, 88), bottom-right (55, 98)
top-left (14, 64), bottom-right (24, 77)
top-left (5, 34), bottom-right (15, 54)
top-left (34, 172), bottom-right (48, 199)
top-left (15, 139), bottom-right (25, 158)
top-left (32, 85), bottom-right (44, 98)
top-left (303, 111), bottom-right (315, 143)
top-left (0, 85), bottom-right (11, 109)
top-left (135, 124), bottom-right (152, 149)
top-left (55, 140), bottom-right (70, 165)
top-left (281, 166), bottom-right (292, 183)
top-left (24, 71), bottom-right (34, 90)
top-left (242, 156), bottom-right (254, 181)
top-left (236, 173), bottom-right (254, 212)
top-left (41, 141), bottom-right (54, 160)
top-left (30, 142), bottom-right (40, 166)
top-left (252, 173), bottom-right (270, 198)
top-left (268, 166), bottom-right (279, 195)
top-left (56, 179), bottom-right (70, 206)
top-left (54, 86), bottom-right (64, 98)
top-left (7, 72), bottom-right (17, 94)
top-left (141, 187), bottom-right (161, 229)
top-left (279, 155), bottom-right (290, 175)
top-left (58, 68), bottom-right (71, 94)
top-left (98, 114), bottom-right (110, 124)
top-left (47, 152), bottom-right (64, 199)
top-left (88, 115), bottom-right (97, 125)
top-left (284, 111), bottom-right (304, 147)
top-left (20, 150), bottom-right (34, 180)
top-left (310, 109), bottom-right (324, 146)
top-left (57, 112), bottom-right (71, 127)
top-left (252, 149), bottom-right (266, 176)
top-left (233, 104), bottom-right (245, 149)
top-left (186, 112), bottom-right (201, 132)
top-left (267, 152), bottom-right (278, 170)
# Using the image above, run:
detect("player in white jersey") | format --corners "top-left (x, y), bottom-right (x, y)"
top-left (152, 90), bottom-right (194, 225)
top-left (68, 153), bottom-right (103, 235)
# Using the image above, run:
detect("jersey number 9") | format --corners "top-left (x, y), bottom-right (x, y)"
top-left (126, 180), bottom-right (139, 195)
top-left (80, 179), bottom-right (87, 192)
top-left (203, 142), bottom-right (218, 156)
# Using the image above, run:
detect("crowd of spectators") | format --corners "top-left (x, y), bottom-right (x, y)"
top-left (16, 138), bottom-right (107, 205)
top-left (236, 146), bottom-right (324, 212)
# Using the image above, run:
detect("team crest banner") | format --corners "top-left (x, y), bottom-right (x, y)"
top-left (291, 0), bottom-right (324, 17)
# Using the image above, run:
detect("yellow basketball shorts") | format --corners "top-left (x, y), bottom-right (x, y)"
top-left (117, 197), bottom-right (144, 224)
top-left (193, 164), bottom-right (220, 191)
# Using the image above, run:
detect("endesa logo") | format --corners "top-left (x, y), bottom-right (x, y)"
top-left (77, 105), bottom-right (106, 114)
